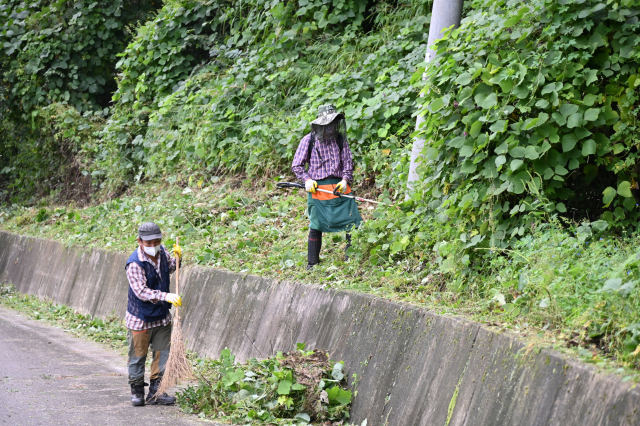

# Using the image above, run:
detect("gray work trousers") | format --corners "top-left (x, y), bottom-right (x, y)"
top-left (126, 323), bottom-right (172, 385)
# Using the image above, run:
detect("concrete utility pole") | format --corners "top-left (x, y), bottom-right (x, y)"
top-left (407, 0), bottom-right (464, 191)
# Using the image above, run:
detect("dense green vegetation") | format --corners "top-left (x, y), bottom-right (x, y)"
top-left (179, 344), bottom-right (353, 425)
top-left (4, 176), bottom-right (640, 377)
top-left (2, 0), bottom-right (640, 382)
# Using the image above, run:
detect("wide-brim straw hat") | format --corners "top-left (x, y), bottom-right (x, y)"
top-left (310, 105), bottom-right (344, 126)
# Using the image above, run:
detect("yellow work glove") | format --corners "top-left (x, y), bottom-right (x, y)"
top-left (165, 293), bottom-right (182, 307)
top-left (305, 179), bottom-right (318, 194)
top-left (335, 179), bottom-right (348, 193)
top-left (173, 243), bottom-right (182, 260)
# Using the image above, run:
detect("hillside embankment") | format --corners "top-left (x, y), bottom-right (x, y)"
top-left (1, 230), bottom-right (638, 426)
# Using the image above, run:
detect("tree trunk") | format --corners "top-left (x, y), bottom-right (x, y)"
top-left (407, 0), bottom-right (464, 192)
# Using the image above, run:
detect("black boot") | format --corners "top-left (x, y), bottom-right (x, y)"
top-left (307, 228), bottom-right (322, 269)
top-left (345, 233), bottom-right (352, 261)
top-left (130, 384), bottom-right (145, 406)
top-left (146, 378), bottom-right (176, 405)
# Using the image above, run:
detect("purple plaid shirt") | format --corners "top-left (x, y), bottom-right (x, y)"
top-left (292, 133), bottom-right (354, 182)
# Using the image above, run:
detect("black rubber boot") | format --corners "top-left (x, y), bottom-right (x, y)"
top-left (131, 384), bottom-right (145, 406)
top-left (146, 378), bottom-right (176, 405)
top-left (307, 228), bottom-right (322, 269)
top-left (345, 233), bottom-right (352, 261)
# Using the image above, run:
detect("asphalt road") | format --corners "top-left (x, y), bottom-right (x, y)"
top-left (0, 306), bottom-right (224, 426)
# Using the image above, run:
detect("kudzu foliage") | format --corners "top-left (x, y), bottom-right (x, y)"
top-left (415, 0), bottom-right (640, 254)
top-left (0, 0), bottom-right (159, 201)
top-left (96, 0), bottom-right (430, 187)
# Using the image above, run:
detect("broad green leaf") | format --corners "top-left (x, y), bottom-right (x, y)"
top-left (592, 220), bottom-right (608, 232)
top-left (556, 203), bottom-right (567, 213)
top-left (510, 159), bottom-right (524, 171)
top-left (496, 155), bottom-right (507, 168)
top-left (562, 134), bottom-right (578, 152)
top-left (474, 83), bottom-right (493, 105)
top-left (278, 380), bottom-right (292, 395)
top-left (583, 94), bottom-right (598, 106)
top-left (495, 141), bottom-right (509, 154)
top-left (489, 120), bottom-right (507, 133)
top-left (624, 197), bottom-right (636, 211)
top-left (429, 98), bottom-right (444, 113)
top-left (448, 136), bottom-right (466, 148)
top-left (583, 108), bottom-right (600, 121)
top-left (618, 181), bottom-right (633, 198)
top-left (559, 103), bottom-right (579, 117)
top-left (425, 147), bottom-right (439, 160)
top-left (603, 186), bottom-right (616, 207)
top-left (523, 117), bottom-right (539, 130)
top-left (555, 165), bottom-right (568, 175)
top-left (470, 120), bottom-right (483, 137)
top-left (509, 146), bottom-right (526, 158)
top-left (524, 146), bottom-right (539, 160)
top-left (582, 139), bottom-right (596, 156)
top-left (481, 93), bottom-right (497, 109)
top-left (585, 68), bottom-right (598, 85)
top-left (567, 113), bottom-right (582, 128)
top-left (456, 73), bottom-right (472, 85)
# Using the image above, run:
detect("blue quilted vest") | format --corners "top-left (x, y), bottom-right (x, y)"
top-left (125, 247), bottom-right (171, 323)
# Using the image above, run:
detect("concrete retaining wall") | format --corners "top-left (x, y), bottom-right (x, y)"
top-left (1, 230), bottom-right (638, 425)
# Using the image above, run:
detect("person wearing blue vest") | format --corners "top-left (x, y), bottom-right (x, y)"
top-left (125, 222), bottom-right (183, 406)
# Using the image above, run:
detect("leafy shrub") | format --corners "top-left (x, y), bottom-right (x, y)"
top-left (0, 0), bottom-right (159, 202)
top-left (96, 0), bottom-right (431, 188)
top-left (412, 0), bottom-right (640, 256)
top-left (179, 344), bottom-right (352, 424)
top-left (0, 0), bottom-right (158, 115)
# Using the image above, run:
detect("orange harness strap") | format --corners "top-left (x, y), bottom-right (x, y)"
top-left (311, 183), bottom-right (351, 200)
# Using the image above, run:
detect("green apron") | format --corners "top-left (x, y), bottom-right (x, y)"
top-left (307, 177), bottom-right (363, 233)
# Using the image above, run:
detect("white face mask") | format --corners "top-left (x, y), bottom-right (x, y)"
top-left (143, 245), bottom-right (161, 257)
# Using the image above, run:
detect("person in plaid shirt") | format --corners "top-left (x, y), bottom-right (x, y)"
top-left (125, 222), bottom-right (183, 406)
top-left (292, 105), bottom-right (362, 270)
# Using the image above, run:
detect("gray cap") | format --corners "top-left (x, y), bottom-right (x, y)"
top-left (138, 222), bottom-right (163, 241)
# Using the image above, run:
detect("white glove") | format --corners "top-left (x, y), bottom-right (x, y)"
top-left (335, 179), bottom-right (348, 193)
top-left (165, 293), bottom-right (182, 307)
top-left (305, 179), bottom-right (318, 193)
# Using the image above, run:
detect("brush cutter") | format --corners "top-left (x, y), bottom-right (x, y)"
top-left (276, 182), bottom-right (387, 205)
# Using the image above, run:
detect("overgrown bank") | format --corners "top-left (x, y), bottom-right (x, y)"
top-left (3, 175), bottom-right (640, 377)
top-left (2, 0), bottom-right (640, 382)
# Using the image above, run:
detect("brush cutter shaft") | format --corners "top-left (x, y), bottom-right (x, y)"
top-left (276, 182), bottom-right (384, 205)
top-left (314, 187), bottom-right (382, 205)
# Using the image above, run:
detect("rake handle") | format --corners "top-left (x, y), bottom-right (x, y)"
top-left (175, 236), bottom-right (179, 320)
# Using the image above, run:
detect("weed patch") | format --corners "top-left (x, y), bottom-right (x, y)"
top-left (180, 344), bottom-right (353, 425)
top-left (3, 176), bottom-right (640, 377)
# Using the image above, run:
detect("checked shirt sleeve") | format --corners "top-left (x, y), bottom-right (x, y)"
top-left (126, 262), bottom-right (167, 303)
top-left (340, 138), bottom-right (354, 183)
top-left (292, 134), bottom-right (312, 182)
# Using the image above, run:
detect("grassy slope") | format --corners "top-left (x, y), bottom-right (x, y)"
top-left (2, 176), bottom-right (640, 381)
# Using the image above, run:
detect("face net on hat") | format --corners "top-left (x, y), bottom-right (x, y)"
top-left (138, 222), bottom-right (163, 241)
top-left (312, 117), bottom-right (348, 146)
